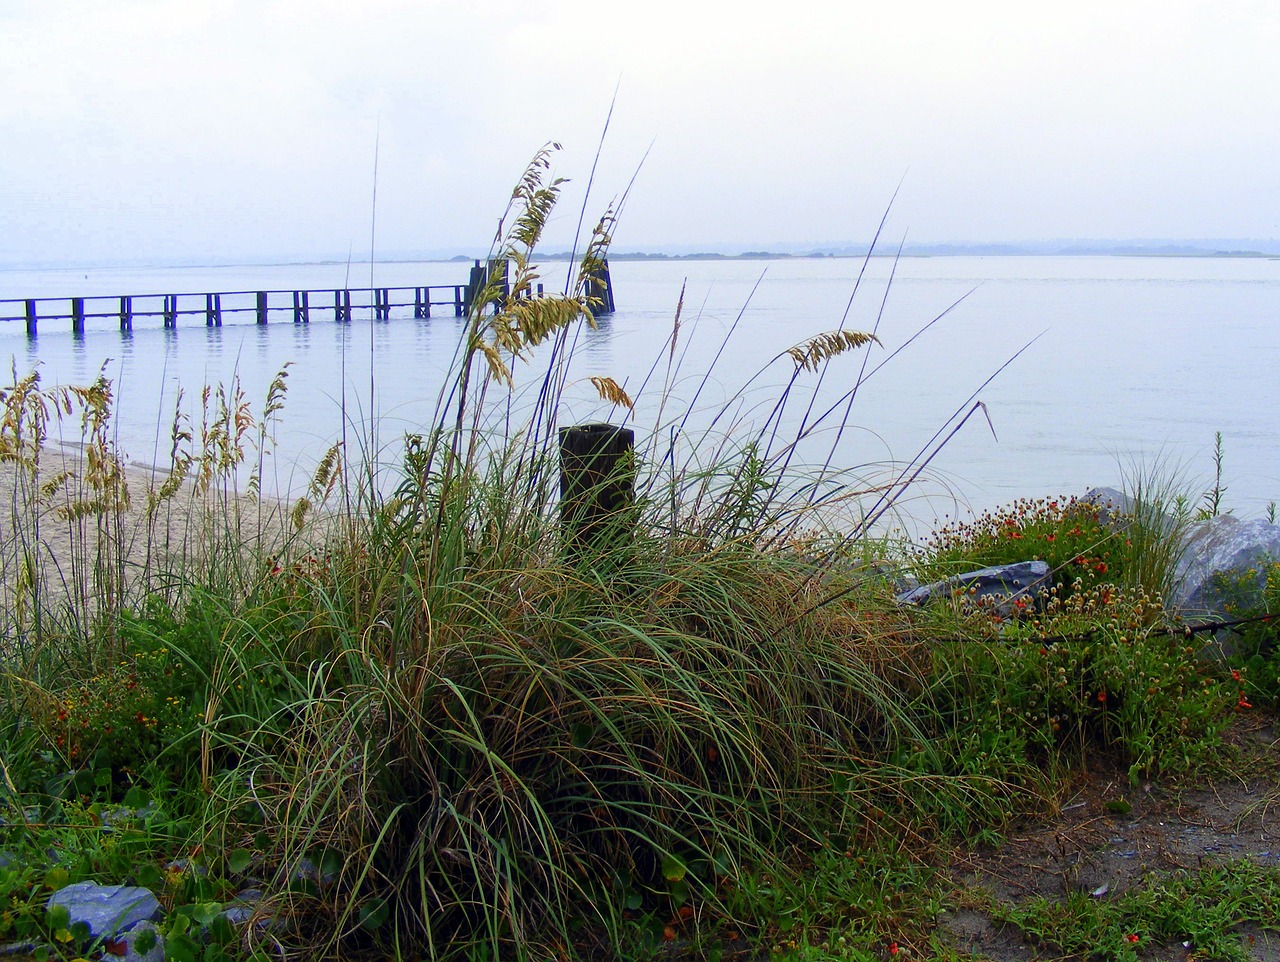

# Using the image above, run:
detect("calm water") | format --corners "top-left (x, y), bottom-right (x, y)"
top-left (2, 255), bottom-right (1278, 531)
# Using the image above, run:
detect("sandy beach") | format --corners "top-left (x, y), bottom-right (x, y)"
top-left (0, 441), bottom-right (312, 620)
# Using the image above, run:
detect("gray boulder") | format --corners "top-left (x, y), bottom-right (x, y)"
top-left (1083, 486), bottom-right (1136, 523)
top-left (1172, 514), bottom-right (1280, 617)
top-left (118, 920), bottom-right (165, 962)
top-left (897, 560), bottom-right (1052, 616)
top-left (46, 881), bottom-right (162, 939)
top-left (1083, 485), bottom-right (1181, 537)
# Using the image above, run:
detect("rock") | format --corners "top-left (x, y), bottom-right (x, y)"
top-left (897, 560), bottom-right (1052, 616)
top-left (116, 920), bottom-right (165, 962)
top-left (1172, 514), bottom-right (1280, 617)
top-left (218, 888), bottom-right (286, 934)
top-left (1083, 486), bottom-right (1136, 522)
top-left (1083, 485), bottom-right (1180, 536)
top-left (220, 888), bottom-right (266, 926)
top-left (46, 881), bottom-right (162, 939)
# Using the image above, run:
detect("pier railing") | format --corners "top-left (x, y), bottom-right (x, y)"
top-left (0, 259), bottom-right (615, 337)
top-left (1, 282), bottom-right (480, 336)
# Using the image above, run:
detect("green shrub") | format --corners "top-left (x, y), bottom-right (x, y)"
top-left (32, 640), bottom-right (200, 781)
top-left (913, 584), bottom-right (1230, 790)
top-left (923, 496), bottom-right (1122, 595)
top-left (1217, 559), bottom-right (1280, 707)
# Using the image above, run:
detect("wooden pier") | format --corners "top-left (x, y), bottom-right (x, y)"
top-left (1, 259), bottom-right (614, 337)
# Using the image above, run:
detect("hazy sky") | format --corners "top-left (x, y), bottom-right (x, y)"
top-left (3, 0), bottom-right (1279, 265)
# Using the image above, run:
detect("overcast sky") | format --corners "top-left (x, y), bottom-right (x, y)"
top-left (3, 0), bottom-right (1279, 265)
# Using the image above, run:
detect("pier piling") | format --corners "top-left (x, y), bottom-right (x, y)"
top-left (293, 291), bottom-right (310, 323)
top-left (120, 296), bottom-right (133, 331)
top-left (205, 293), bottom-right (222, 327)
top-left (587, 260), bottom-right (615, 315)
top-left (559, 422), bottom-right (636, 563)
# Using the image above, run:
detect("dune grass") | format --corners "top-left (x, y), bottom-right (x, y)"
top-left (0, 147), bottom-right (1258, 962)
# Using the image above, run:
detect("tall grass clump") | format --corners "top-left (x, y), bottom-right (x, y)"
top-left (155, 145), bottom-right (962, 961)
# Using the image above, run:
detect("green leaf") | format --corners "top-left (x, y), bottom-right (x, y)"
top-left (624, 892), bottom-right (643, 911)
top-left (227, 849), bottom-right (254, 875)
top-left (133, 926), bottom-right (158, 954)
top-left (166, 933), bottom-right (198, 962)
top-left (135, 862), bottom-right (164, 889)
top-left (668, 879), bottom-right (689, 907)
top-left (661, 854), bottom-right (687, 883)
top-left (192, 902), bottom-right (223, 926)
top-left (318, 849), bottom-right (343, 879)
top-left (209, 914), bottom-right (234, 944)
top-left (46, 903), bottom-right (70, 928)
top-left (359, 898), bottom-right (388, 932)
top-left (122, 785), bottom-right (150, 808)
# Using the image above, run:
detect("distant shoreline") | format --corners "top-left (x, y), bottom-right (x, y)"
top-left (4, 246), bottom-right (1280, 274)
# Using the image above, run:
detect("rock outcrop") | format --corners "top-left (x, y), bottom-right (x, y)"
top-left (896, 560), bottom-right (1052, 617)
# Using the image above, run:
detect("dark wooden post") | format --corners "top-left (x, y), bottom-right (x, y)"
top-left (25, 299), bottom-right (36, 336)
top-left (293, 290), bottom-right (310, 323)
top-left (333, 290), bottom-right (351, 321)
top-left (559, 423), bottom-right (636, 560)
top-left (376, 288), bottom-right (390, 320)
top-left (71, 297), bottom-right (85, 335)
top-left (453, 285), bottom-right (464, 316)
top-left (163, 294), bottom-right (177, 329)
top-left (587, 258), bottom-right (615, 315)
top-left (256, 291), bottom-right (268, 325)
top-left (120, 295), bottom-right (133, 331)
top-left (206, 293), bottom-right (222, 327)
top-left (463, 259), bottom-right (486, 313)
top-left (415, 287), bottom-right (430, 319)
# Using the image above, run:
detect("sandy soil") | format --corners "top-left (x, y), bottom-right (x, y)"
top-left (940, 714), bottom-right (1280, 961)
top-left (0, 443), bottom-right (310, 616)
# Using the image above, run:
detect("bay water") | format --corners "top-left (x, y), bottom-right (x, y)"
top-left (2, 255), bottom-right (1277, 534)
